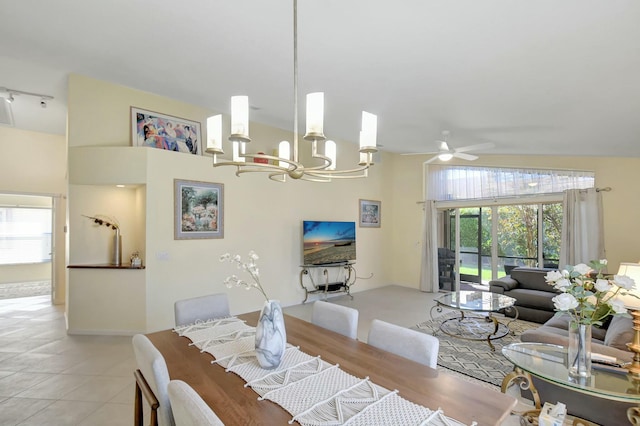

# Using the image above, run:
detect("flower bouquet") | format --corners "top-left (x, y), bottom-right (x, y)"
top-left (545, 259), bottom-right (637, 377)
top-left (219, 251), bottom-right (286, 369)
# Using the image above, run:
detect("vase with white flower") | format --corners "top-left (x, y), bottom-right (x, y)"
top-left (545, 259), bottom-right (637, 378)
top-left (219, 251), bottom-right (286, 369)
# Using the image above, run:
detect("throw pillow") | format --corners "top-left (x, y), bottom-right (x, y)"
top-left (604, 315), bottom-right (634, 352)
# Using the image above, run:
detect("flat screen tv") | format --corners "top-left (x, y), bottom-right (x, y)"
top-left (302, 220), bottom-right (356, 265)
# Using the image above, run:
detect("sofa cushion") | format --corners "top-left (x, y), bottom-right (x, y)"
top-left (544, 314), bottom-right (608, 341)
top-left (510, 267), bottom-right (557, 292)
top-left (604, 315), bottom-right (634, 352)
top-left (507, 288), bottom-right (557, 311)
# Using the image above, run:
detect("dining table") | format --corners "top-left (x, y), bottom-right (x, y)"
top-left (146, 311), bottom-right (517, 425)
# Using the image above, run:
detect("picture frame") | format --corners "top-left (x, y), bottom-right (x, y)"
top-left (174, 179), bottom-right (224, 239)
top-left (131, 107), bottom-right (202, 155)
top-left (359, 199), bottom-right (381, 228)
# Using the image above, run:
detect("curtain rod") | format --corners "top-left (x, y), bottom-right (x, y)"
top-left (416, 186), bottom-right (613, 204)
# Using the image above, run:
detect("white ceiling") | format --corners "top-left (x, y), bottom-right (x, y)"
top-left (1, 0), bottom-right (639, 157)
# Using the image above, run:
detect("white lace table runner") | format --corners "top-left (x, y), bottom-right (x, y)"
top-left (174, 318), bottom-right (475, 426)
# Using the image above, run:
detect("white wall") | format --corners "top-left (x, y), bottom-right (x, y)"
top-left (0, 127), bottom-right (67, 304)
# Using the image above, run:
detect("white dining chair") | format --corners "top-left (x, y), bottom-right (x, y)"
top-left (311, 300), bottom-right (359, 339)
top-left (167, 380), bottom-right (225, 426)
top-left (174, 293), bottom-right (230, 327)
top-left (367, 319), bottom-right (440, 368)
top-left (132, 334), bottom-right (175, 426)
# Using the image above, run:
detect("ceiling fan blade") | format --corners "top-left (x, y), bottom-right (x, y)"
top-left (424, 155), bottom-right (440, 164)
top-left (453, 152), bottom-right (478, 161)
top-left (453, 142), bottom-right (495, 154)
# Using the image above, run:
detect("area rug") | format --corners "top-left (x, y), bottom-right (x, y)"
top-left (412, 312), bottom-right (539, 387)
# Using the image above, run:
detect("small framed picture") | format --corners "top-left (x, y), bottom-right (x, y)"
top-left (131, 107), bottom-right (202, 155)
top-left (174, 179), bottom-right (224, 239)
top-left (359, 199), bottom-right (381, 228)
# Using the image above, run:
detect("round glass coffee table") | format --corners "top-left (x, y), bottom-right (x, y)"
top-left (430, 290), bottom-right (518, 351)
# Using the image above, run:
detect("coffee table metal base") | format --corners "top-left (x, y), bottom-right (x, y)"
top-left (433, 309), bottom-right (517, 351)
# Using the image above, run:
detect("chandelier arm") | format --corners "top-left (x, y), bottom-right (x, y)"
top-left (305, 168), bottom-right (370, 179)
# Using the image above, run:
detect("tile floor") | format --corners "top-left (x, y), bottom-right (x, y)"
top-left (0, 285), bottom-right (527, 425)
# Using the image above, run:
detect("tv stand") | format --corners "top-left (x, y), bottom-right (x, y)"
top-left (299, 262), bottom-right (356, 303)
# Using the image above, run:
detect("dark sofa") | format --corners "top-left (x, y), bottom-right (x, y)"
top-left (489, 267), bottom-right (559, 324)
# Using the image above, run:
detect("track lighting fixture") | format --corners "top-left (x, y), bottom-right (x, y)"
top-left (0, 87), bottom-right (54, 106)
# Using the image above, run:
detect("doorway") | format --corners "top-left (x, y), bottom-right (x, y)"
top-left (0, 193), bottom-right (55, 301)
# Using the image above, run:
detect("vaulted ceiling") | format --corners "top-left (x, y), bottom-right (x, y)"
top-left (1, 0), bottom-right (639, 158)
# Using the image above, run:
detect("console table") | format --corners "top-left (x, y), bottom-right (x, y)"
top-left (299, 262), bottom-right (356, 303)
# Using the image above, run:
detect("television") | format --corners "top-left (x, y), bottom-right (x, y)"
top-left (302, 220), bottom-right (356, 265)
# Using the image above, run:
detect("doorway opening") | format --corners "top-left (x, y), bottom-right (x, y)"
top-left (0, 194), bottom-right (54, 301)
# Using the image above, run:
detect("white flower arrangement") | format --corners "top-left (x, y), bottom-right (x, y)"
top-left (545, 259), bottom-right (637, 326)
top-left (219, 251), bottom-right (269, 302)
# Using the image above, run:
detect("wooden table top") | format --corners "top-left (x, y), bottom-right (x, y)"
top-left (147, 312), bottom-right (517, 425)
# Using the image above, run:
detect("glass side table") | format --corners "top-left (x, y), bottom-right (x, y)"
top-left (502, 342), bottom-right (640, 424)
top-left (430, 290), bottom-right (518, 351)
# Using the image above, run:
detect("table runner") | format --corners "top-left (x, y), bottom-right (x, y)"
top-left (175, 318), bottom-right (475, 426)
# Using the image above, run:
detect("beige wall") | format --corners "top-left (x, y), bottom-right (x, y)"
top-left (65, 73), bottom-right (640, 334)
top-left (67, 74), bottom-right (391, 333)
top-left (0, 127), bottom-right (67, 304)
top-left (389, 155), bottom-right (640, 287)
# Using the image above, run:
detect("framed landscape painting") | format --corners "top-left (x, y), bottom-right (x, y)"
top-left (132, 107), bottom-right (202, 155)
top-left (359, 199), bottom-right (381, 228)
top-left (174, 179), bottom-right (224, 239)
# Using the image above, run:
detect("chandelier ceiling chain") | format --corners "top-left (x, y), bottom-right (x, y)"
top-left (205, 0), bottom-right (378, 182)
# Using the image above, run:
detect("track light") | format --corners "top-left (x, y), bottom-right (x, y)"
top-left (0, 87), bottom-right (54, 106)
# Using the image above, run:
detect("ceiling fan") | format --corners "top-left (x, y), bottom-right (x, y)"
top-left (402, 130), bottom-right (495, 163)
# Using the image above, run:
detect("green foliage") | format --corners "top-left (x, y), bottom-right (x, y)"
top-left (450, 202), bottom-right (562, 269)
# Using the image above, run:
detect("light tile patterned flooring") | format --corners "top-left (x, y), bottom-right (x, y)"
top-left (0, 286), bottom-right (527, 425)
top-left (0, 295), bottom-right (133, 425)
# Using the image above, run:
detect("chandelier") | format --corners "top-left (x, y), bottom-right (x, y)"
top-left (205, 0), bottom-right (378, 182)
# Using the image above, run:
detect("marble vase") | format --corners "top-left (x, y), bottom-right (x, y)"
top-left (255, 300), bottom-right (287, 369)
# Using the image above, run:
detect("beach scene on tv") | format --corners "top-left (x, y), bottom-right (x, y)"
top-left (303, 221), bottom-right (356, 265)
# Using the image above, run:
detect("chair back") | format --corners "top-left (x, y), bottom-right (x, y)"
top-left (167, 380), bottom-right (225, 426)
top-left (367, 319), bottom-right (439, 368)
top-left (311, 300), bottom-right (359, 339)
top-left (174, 293), bottom-right (230, 327)
top-left (132, 334), bottom-right (175, 426)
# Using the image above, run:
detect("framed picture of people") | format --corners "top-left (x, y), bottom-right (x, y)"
top-left (174, 179), bottom-right (224, 239)
top-left (359, 199), bottom-right (381, 228)
top-left (131, 107), bottom-right (202, 155)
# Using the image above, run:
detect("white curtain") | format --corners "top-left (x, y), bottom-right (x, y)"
top-left (420, 200), bottom-right (439, 292)
top-left (559, 188), bottom-right (605, 267)
top-left (427, 165), bottom-right (595, 201)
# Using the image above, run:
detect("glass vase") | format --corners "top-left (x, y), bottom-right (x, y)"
top-left (255, 300), bottom-right (287, 369)
top-left (568, 320), bottom-right (592, 378)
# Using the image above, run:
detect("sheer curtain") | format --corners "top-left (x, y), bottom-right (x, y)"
top-left (420, 200), bottom-right (439, 292)
top-left (559, 188), bottom-right (604, 267)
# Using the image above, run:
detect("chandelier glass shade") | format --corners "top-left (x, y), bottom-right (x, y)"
top-left (205, 0), bottom-right (377, 182)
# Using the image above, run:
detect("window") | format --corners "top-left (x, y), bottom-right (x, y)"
top-left (0, 207), bottom-right (52, 264)
top-left (427, 165), bottom-right (595, 202)
top-left (430, 165), bottom-right (593, 286)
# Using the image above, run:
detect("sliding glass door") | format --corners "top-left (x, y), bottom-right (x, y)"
top-left (444, 201), bottom-right (561, 286)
